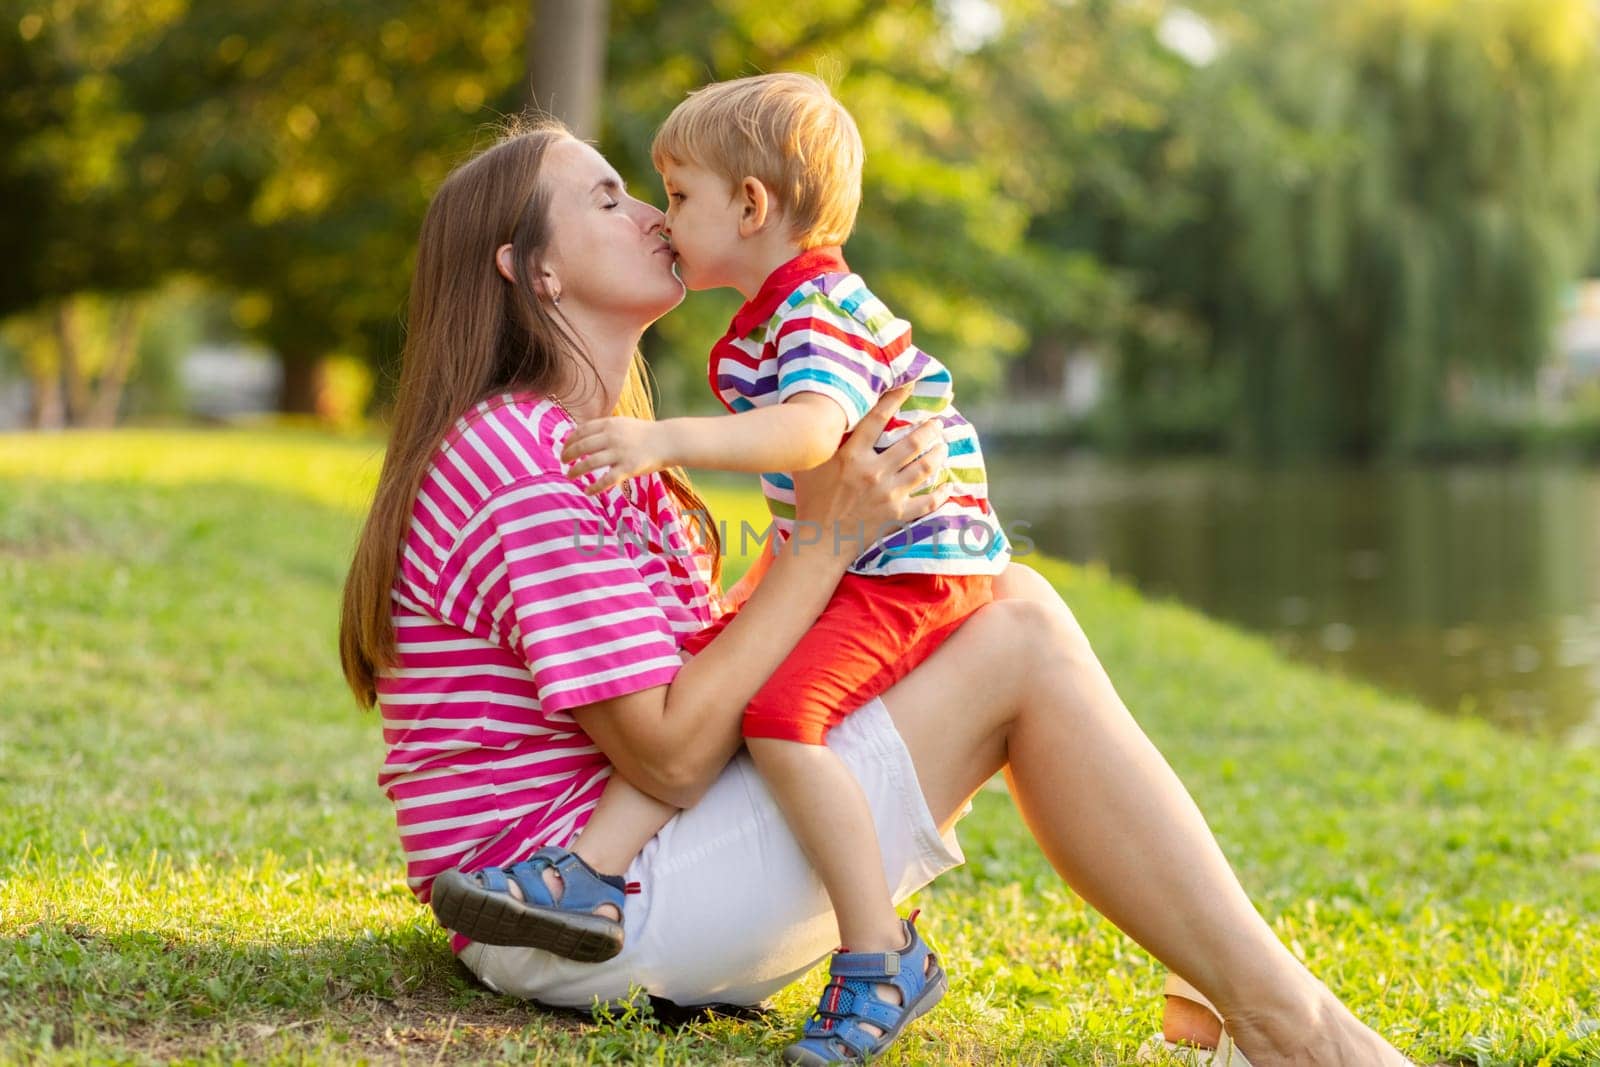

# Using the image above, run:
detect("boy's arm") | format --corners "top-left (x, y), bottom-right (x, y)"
top-left (562, 394), bottom-right (849, 497)
top-left (662, 393), bottom-right (847, 473)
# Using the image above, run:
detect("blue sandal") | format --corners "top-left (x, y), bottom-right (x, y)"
top-left (429, 846), bottom-right (627, 962)
top-left (783, 912), bottom-right (948, 1064)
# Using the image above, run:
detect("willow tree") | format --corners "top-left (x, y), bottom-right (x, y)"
top-left (1187, 0), bottom-right (1600, 457)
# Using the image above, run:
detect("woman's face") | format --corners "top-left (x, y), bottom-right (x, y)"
top-left (541, 138), bottom-right (684, 327)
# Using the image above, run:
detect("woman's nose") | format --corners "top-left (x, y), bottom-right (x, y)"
top-left (640, 204), bottom-right (665, 236)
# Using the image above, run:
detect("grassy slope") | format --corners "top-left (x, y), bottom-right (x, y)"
top-left (0, 430), bottom-right (1596, 1066)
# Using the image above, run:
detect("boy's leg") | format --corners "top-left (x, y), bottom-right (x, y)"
top-left (497, 774), bottom-right (676, 922)
top-left (739, 574), bottom-right (990, 954)
top-left (547, 644), bottom-right (704, 910)
top-left (428, 774), bottom-right (664, 957)
top-left (566, 774), bottom-right (677, 914)
top-left (745, 737), bottom-right (904, 951)
top-left (735, 576), bottom-right (985, 1045)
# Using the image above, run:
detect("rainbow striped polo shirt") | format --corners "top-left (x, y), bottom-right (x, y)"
top-left (707, 247), bottom-right (1009, 577)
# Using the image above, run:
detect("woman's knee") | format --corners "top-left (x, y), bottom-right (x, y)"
top-left (939, 598), bottom-right (1066, 718)
top-left (992, 563), bottom-right (1094, 660)
top-left (978, 584), bottom-right (1090, 675)
top-left (974, 584), bottom-right (1117, 743)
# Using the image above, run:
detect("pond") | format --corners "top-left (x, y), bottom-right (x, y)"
top-left (985, 455), bottom-right (1600, 745)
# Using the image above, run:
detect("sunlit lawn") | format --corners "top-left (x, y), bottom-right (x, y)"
top-left (1, 429), bottom-right (1597, 1065)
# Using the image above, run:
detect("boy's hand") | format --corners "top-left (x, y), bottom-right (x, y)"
top-left (561, 416), bottom-right (679, 495)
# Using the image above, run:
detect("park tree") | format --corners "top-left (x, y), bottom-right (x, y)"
top-left (2, 0), bottom-right (531, 416)
top-left (4, 0), bottom-right (1047, 418)
top-left (528, 0), bottom-right (608, 138)
top-left (123, 0), bottom-right (530, 414)
top-left (0, 0), bottom-right (190, 425)
top-left (957, 0), bottom-right (1213, 444)
top-left (1164, 0), bottom-right (1600, 457)
top-left (977, 0), bottom-right (1600, 458)
top-left (6, 0), bottom-right (1598, 449)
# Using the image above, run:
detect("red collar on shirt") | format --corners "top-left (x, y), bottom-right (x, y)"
top-left (726, 246), bottom-right (849, 339)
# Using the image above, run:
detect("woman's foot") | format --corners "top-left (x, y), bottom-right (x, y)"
top-left (1142, 975), bottom-right (1246, 1065)
top-left (1164, 982), bottom-right (1225, 1048)
top-left (1220, 976), bottom-right (1412, 1066)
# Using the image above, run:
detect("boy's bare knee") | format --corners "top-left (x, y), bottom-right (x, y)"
top-left (745, 736), bottom-right (832, 789)
top-left (746, 734), bottom-right (818, 761)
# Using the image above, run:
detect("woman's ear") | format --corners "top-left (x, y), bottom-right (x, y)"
top-left (738, 176), bottom-right (773, 238)
top-left (496, 245), bottom-right (562, 304)
top-left (535, 268), bottom-right (561, 305)
top-left (494, 244), bottom-right (518, 284)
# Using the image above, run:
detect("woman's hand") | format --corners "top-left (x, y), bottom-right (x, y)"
top-left (789, 384), bottom-right (951, 561)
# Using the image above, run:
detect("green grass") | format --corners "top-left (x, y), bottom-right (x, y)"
top-left (1, 428), bottom-right (1597, 1065)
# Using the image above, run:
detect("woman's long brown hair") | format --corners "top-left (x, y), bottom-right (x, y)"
top-left (339, 117), bottom-right (721, 708)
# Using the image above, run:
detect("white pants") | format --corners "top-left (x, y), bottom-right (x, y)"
top-left (460, 695), bottom-right (966, 1008)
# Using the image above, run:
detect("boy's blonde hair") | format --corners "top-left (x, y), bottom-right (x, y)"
top-left (652, 72), bottom-right (864, 249)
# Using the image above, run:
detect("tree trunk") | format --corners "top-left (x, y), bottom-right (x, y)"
top-left (279, 355), bottom-right (326, 415)
top-left (527, 0), bottom-right (609, 139)
top-left (28, 364), bottom-right (64, 430)
top-left (86, 301), bottom-right (144, 428)
top-left (54, 301), bottom-right (90, 426)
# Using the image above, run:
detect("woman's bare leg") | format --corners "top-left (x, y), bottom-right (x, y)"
top-left (994, 568), bottom-right (1224, 1051)
top-left (875, 566), bottom-right (1408, 1065)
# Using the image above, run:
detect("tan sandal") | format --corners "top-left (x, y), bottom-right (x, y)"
top-left (1136, 974), bottom-right (1254, 1067)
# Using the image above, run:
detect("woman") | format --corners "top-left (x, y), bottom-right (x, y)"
top-left (339, 119), bottom-right (1409, 1065)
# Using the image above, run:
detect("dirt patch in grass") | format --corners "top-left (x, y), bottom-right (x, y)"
top-left (0, 514), bottom-right (104, 559)
top-left (55, 988), bottom-right (592, 1064)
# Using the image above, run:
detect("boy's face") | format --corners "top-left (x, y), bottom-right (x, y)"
top-left (659, 160), bottom-right (746, 292)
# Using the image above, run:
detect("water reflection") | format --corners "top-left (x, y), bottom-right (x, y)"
top-left (987, 456), bottom-right (1600, 744)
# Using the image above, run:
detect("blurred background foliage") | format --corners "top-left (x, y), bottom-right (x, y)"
top-left (3, 0), bottom-right (1599, 458)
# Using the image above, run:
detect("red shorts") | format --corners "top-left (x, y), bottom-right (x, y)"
top-left (680, 572), bottom-right (994, 745)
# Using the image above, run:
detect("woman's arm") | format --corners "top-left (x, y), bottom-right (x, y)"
top-left (575, 539), bottom-right (850, 808)
top-left (571, 385), bottom-right (948, 808)
top-left (717, 527), bottom-right (777, 615)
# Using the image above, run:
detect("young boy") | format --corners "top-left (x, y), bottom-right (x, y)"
top-left (431, 73), bottom-right (1009, 1063)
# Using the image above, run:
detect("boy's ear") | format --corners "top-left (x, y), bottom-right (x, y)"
top-left (738, 176), bottom-right (773, 238)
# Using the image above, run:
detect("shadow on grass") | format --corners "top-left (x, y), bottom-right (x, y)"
top-left (2, 919), bottom-right (776, 1060)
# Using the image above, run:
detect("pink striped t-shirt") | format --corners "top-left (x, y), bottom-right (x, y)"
top-left (375, 393), bottom-right (716, 946)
